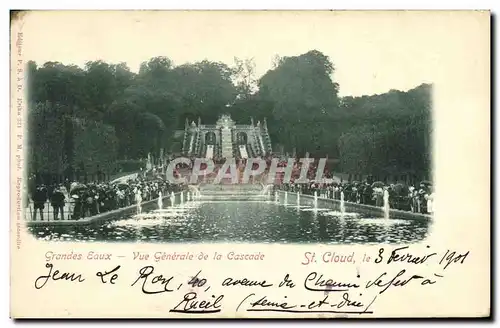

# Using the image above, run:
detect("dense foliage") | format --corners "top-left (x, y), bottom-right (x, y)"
top-left (27, 50), bottom-right (432, 182)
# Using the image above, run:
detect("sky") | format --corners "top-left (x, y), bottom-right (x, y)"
top-left (18, 11), bottom-right (448, 97)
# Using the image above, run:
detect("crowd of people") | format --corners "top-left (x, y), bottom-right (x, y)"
top-left (277, 180), bottom-right (434, 214)
top-left (27, 173), bottom-right (185, 221)
top-left (27, 154), bottom-right (433, 220)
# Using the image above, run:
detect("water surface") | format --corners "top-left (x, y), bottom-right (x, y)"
top-left (28, 200), bottom-right (430, 244)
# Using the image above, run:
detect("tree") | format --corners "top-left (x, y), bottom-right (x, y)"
top-left (170, 60), bottom-right (237, 124)
top-left (27, 102), bottom-right (68, 180)
top-left (73, 118), bottom-right (119, 179)
top-left (232, 57), bottom-right (257, 100)
top-left (258, 50), bottom-right (340, 156)
top-left (80, 61), bottom-right (134, 121)
top-left (337, 84), bottom-right (432, 181)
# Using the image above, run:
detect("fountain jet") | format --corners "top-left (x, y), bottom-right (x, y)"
top-left (170, 192), bottom-right (175, 206)
top-left (158, 191), bottom-right (163, 210)
top-left (340, 191), bottom-right (345, 216)
top-left (136, 190), bottom-right (143, 214)
top-left (383, 189), bottom-right (390, 220)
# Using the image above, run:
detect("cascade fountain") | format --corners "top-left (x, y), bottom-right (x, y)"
top-left (313, 191), bottom-right (318, 209)
top-left (383, 188), bottom-right (390, 220)
top-left (180, 192), bottom-right (184, 204)
top-left (274, 191), bottom-right (279, 203)
top-left (158, 191), bottom-right (163, 210)
top-left (187, 192), bottom-right (191, 202)
top-left (284, 191), bottom-right (288, 206)
top-left (170, 192), bottom-right (175, 206)
top-left (297, 192), bottom-right (300, 207)
top-left (340, 191), bottom-right (346, 215)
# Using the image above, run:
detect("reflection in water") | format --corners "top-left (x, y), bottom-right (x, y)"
top-left (317, 215), bottom-right (328, 242)
top-left (28, 201), bottom-right (430, 244)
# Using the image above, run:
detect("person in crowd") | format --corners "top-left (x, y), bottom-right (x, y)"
top-left (50, 185), bottom-right (65, 220)
top-left (363, 183), bottom-right (373, 205)
top-left (116, 189), bottom-right (126, 208)
top-left (418, 186), bottom-right (427, 214)
top-left (71, 193), bottom-right (82, 220)
top-left (408, 186), bottom-right (416, 212)
top-left (86, 188), bottom-right (99, 217)
top-left (374, 187), bottom-right (384, 207)
top-left (32, 186), bottom-right (48, 221)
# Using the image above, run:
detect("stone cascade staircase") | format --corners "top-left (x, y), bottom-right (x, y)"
top-left (252, 129), bottom-right (264, 157)
top-left (232, 135), bottom-right (239, 158)
top-left (261, 126), bottom-right (273, 154)
top-left (198, 183), bottom-right (269, 201)
top-left (188, 131), bottom-right (199, 155)
top-left (214, 143), bottom-right (222, 158)
top-left (247, 143), bottom-right (256, 158)
top-left (220, 127), bottom-right (234, 158)
top-left (181, 127), bottom-right (190, 155)
top-left (193, 131), bottom-right (202, 157)
top-left (238, 145), bottom-right (249, 158)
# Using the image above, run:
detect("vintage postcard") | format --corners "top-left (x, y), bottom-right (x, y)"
top-left (10, 10), bottom-right (490, 318)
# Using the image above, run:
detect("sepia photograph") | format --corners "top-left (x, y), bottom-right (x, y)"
top-left (10, 10), bottom-right (490, 319)
top-left (23, 11), bottom-right (433, 244)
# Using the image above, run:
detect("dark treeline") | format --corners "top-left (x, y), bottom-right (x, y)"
top-left (27, 50), bottom-right (432, 183)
